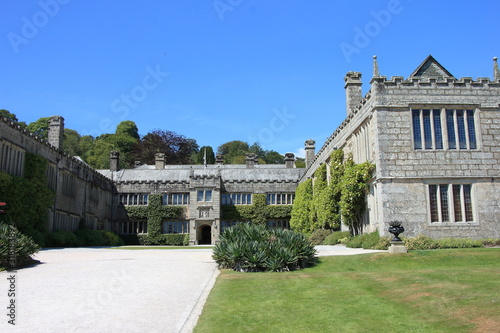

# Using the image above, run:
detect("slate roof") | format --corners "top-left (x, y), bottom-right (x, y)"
top-left (97, 164), bottom-right (304, 183)
top-left (409, 55), bottom-right (455, 79)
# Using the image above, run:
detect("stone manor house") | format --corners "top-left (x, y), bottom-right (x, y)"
top-left (1, 55), bottom-right (499, 243)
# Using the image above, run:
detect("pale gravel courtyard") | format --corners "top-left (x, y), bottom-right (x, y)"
top-left (0, 245), bottom-right (384, 333)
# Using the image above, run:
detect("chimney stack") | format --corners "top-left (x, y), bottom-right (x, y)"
top-left (48, 115), bottom-right (64, 150)
top-left (284, 153), bottom-right (295, 168)
top-left (155, 153), bottom-right (165, 170)
top-left (110, 151), bottom-right (119, 171)
top-left (245, 153), bottom-right (256, 168)
top-left (215, 155), bottom-right (224, 165)
top-left (344, 71), bottom-right (362, 116)
top-left (305, 140), bottom-right (316, 168)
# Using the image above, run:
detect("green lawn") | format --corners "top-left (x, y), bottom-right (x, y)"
top-left (194, 248), bottom-right (500, 333)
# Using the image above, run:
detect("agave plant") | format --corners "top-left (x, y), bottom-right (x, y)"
top-left (0, 223), bottom-right (41, 269)
top-left (213, 222), bottom-right (316, 272)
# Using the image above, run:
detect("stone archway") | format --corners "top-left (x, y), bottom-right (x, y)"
top-left (199, 225), bottom-right (212, 245)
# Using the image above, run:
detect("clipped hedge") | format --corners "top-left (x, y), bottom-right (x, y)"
top-left (138, 233), bottom-right (189, 246)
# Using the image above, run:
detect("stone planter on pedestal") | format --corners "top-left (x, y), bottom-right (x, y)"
top-left (388, 221), bottom-right (408, 254)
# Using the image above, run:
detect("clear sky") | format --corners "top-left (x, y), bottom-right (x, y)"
top-left (1, 0), bottom-right (499, 157)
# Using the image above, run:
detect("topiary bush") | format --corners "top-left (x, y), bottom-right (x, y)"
top-left (213, 223), bottom-right (317, 272)
top-left (0, 223), bottom-right (41, 269)
top-left (309, 229), bottom-right (332, 245)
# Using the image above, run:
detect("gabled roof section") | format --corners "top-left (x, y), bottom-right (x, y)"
top-left (409, 55), bottom-right (455, 79)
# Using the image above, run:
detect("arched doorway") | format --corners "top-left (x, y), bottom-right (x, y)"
top-left (200, 225), bottom-right (212, 244)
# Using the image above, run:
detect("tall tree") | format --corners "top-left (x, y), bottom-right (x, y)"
top-left (116, 120), bottom-right (140, 140)
top-left (26, 117), bottom-right (51, 139)
top-left (128, 129), bottom-right (199, 165)
top-left (263, 150), bottom-right (284, 164)
top-left (63, 129), bottom-right (82, 156)
top-left (196, 146), bottom-right (215, 165)
top-left (217, 140), bottom-right (249, 164)
top-left (0, 109), bottom-right (27, 128)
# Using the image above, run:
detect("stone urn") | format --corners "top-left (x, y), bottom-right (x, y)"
top-left (388, 221), bottom-right (404, 242)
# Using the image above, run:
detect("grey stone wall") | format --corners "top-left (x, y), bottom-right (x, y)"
top-left (0, 117), bottom-right (114, 232)
top-left (301, 60), bottom-right (500, 239)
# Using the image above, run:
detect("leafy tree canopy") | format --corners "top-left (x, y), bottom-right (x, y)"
top-left (128, 129), bottom-right (199, 165)
top-left (26, 117), bottom-right (51, 139)
top-left (195, 146), bottom-right (216, 165)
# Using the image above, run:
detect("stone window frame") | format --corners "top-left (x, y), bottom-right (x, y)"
top-left (162, 220), bottom-right (190, 234)
top-left (266, 220), bottom-right (290, 229)
top-left (425, 181), bottom-right (477, 225)
top-left (221, 193), bottom-right (252, 205)
top-left (162, 193), bottom-right (189, 206)
top-left (119, 193), bottom-right (149, 206)
top-left (197, 189), bottom-right (213, 202)
top-left (266, 193), bottom-right (295, 205)
top-left (120, 220), bottom-right (148, 234)
top-left (411, 107), bottom-right (479, 151)
top-left (0, 141), bottom-right (25, 177)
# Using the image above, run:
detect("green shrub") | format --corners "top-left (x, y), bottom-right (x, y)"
top-left (23, 228), bottom-right (46, 248)
top-left (344, 231), bottom-right (380, 249)
top-left (120, 234), bottom-right (140, 245)
top-left (138, 233), bottom-right (189, 246)
top-left (361, 231), bottom-right (380, 249)
top-left (481, 238), bottom-right (500, 247)
top-left (45, 230), bottom-right (78, 247)
top-left (98, 230), bottom-right (125, 246)
top-left (74, 229), bottom-right (107, 246)
top-left (403, 234), bottom-right (439, 250)
top-left (213, 223), bottom-right (317, 272)
top-left (0, 223), bottom-right (41, 269)
top-left (309, 229), bottom-right (333, 245)
top-left (436, 238), bottom-right (483, 249)
top-left (372, 236), bottom-right (391, 250)
top-left (324, 231), bottom-right (351, 245)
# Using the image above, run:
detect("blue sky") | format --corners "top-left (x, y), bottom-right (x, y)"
top-left (1, 1), bottom-right (499, 157)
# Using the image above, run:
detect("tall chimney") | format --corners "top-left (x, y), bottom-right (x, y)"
top-left (215, 154), bottom-right (224, 165)
top-left (245, 153), bottom-right (256, 168)
top-left (155, 153), bottom-right (165, 170)
top-left (48, 115), bottom-right (64, 150)
top-left (305, 140), bottom-right (316, 168)
top-left (344, 71), bottom-right (362, 116)
top-left (110, 151), bottom-right (119, 171)
top-left (284, 153), bottom-right (295, 168)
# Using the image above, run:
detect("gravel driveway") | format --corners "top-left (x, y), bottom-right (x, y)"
top-left (0, 247), bottom-right (218, 333)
